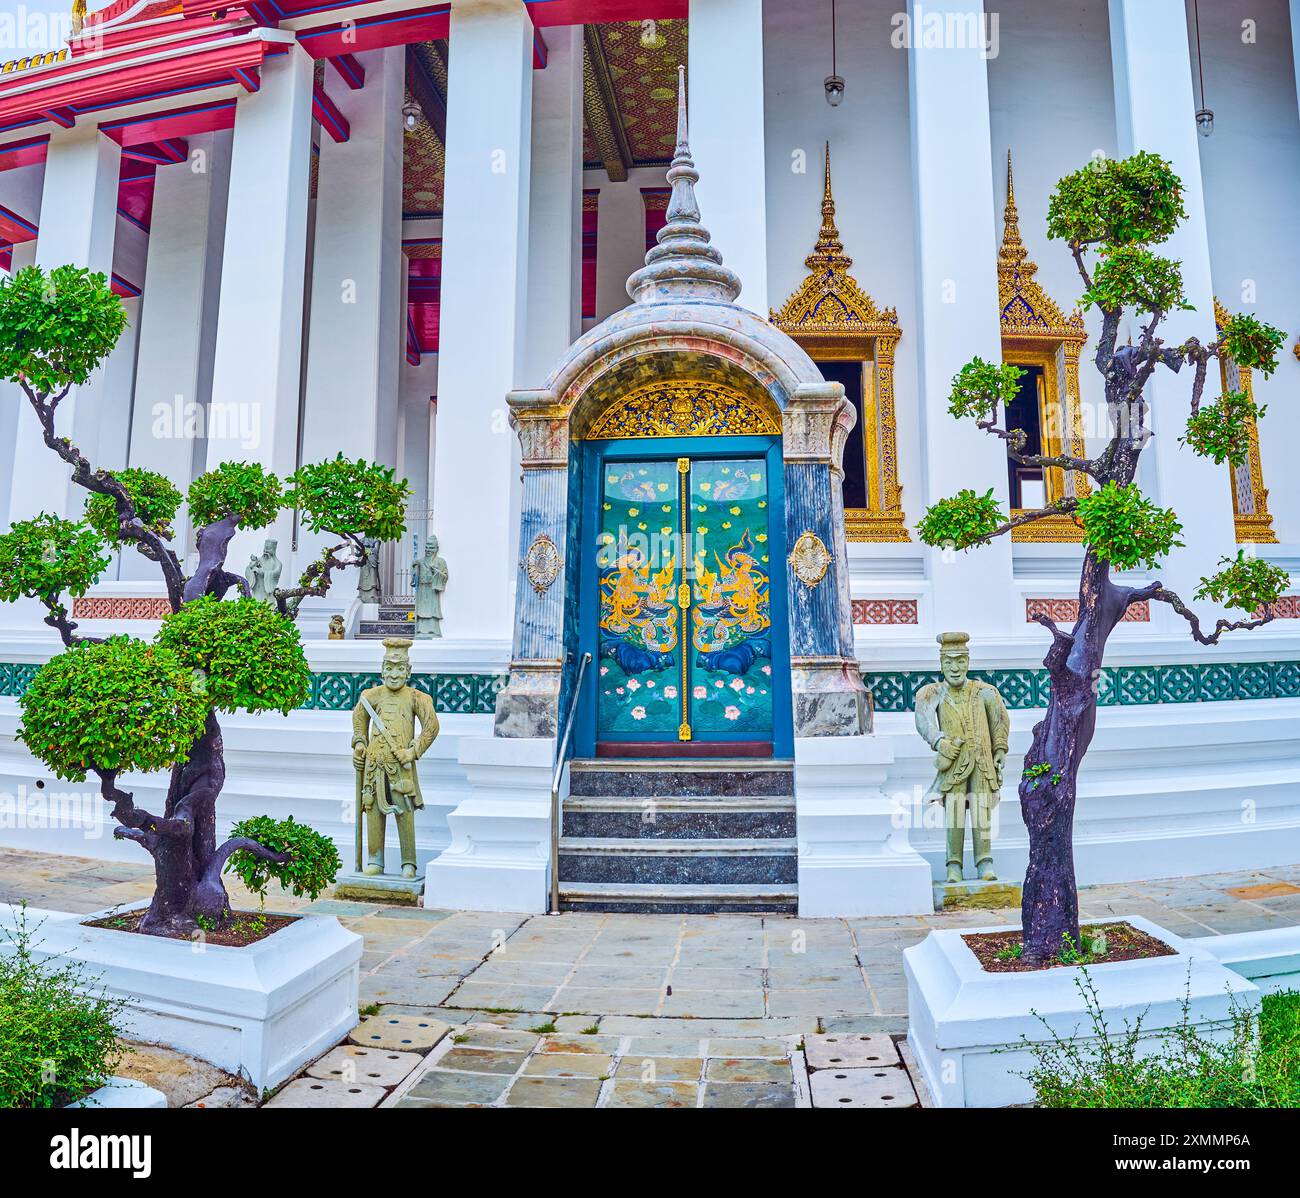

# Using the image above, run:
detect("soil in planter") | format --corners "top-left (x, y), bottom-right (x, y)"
top-left (963, 921), bottom-right (1176, 973)
top-left (85, 909), bottom-right (297, 947)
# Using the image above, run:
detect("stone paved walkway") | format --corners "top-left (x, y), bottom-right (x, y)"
top-left (5, 848), bottom-right (1300, 1107)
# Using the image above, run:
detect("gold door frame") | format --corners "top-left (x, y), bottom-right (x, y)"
top-left (1214, 298), bottom-right (1277, 544)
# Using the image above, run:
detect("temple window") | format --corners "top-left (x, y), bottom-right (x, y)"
top-left (771, 145), bottom-right (908, 542)
top-left (1214, 298), bottom-right (1277, 544)
top-left (997, 153), bottom-right (1090, 542)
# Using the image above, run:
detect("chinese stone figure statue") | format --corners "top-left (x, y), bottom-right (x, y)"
top-left (357, 536), bottom-right (382, 605)
top-left (913, 631), bottom-right (1010, 884)
top-left (247, 538), bottom-right (282, 603)
top-left (412, 536), bottom-right (447, 638)
top-left (350, 638), bottom-right (439, 878)
top-left (328, 614), bottom-right (345, 640)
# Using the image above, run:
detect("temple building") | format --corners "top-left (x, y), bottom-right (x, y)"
top-left (2, 0), bottom-right (1300, 917)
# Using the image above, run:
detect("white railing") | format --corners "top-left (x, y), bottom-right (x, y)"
top-left (381, 506), bottom-right (435, 605)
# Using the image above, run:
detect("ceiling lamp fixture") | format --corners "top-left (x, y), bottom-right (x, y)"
top-left (824, 0), bottom-right (844, 107)
top-left (402, 99), bottom-right (422, 133)
top-left (1193, 0), bottom-right (1213, 137)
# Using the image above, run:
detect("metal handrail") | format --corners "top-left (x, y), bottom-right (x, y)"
top-left (549, 651), bottom-right (592, 915)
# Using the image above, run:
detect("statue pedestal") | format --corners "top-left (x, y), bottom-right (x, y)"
top-left (332, 870), bottom-right (425, 906)
top-left (933, 878), bottom-right (1022, 913)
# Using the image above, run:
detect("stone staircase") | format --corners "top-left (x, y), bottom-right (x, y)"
top-left (358, 603), bottom-right (416, 639)
top-left (558, 759), bottom-right (797, 914)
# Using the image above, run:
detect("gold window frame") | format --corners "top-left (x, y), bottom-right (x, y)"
top-left (1214, 297), bottom-right (1277, 544)
top-left (771, 145), bottom-right (909, 542)
top-left (999, 153), bottom-right (1090, 543)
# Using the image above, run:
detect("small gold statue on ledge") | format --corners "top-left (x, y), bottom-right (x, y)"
top-left (913, 631), bottom-right (1010, 884)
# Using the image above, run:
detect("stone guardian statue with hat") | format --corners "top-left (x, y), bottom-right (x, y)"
top-left (913, 632), bottom-right (1011, 883)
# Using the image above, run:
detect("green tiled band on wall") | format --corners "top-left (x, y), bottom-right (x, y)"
top-left (865, 661), bottom-right (1300, 714)
top-left (0, 663), bottom-right (506, 716)
top-left (2, 662), bottom-right (1298, 715)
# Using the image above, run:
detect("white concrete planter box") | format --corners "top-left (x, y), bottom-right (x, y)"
top-left (904, 914), bottom-right (1261, 1108)
top-left (68, 1077), bottom-right (168, 1109)
top-left (13, 903), bottom-right (362, 1093)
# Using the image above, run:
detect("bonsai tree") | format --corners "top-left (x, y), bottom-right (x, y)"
top-left (917, 153), bottom-right (1289, 964)
top-left (0, 264), bottom-right (411, 936)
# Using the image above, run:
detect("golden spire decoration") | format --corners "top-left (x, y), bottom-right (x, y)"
top-left (72, 0), bottom-right (87, 36)
top-left (998, 150), bottom-right (1030, 273)
top-left (806, 142), bottom-right (853, 274)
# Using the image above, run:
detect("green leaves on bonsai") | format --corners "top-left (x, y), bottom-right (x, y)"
top-left (1074, 481), bottom-right (1184, 571)
top-left (0, 515), bottom-right (109, 604)
top-left (916, 488), bottom-right (1007, 551)
top-left (1195, 550), bottom-right (1291, 615)
top-left (1080, 247), bottom-right (1191, 316)
top-left (155, 596), bottom-right (310, 715)
top-left (286, 454), bottom-right (412, 542)
top-left (82, 467), bottom-right (183, 546)
top-left (187, 461), bottom-right (283, 530)
top-left (17, 638), bottom-right (209, 781)
top-left (1181, 390), bottom-right (1262, 467)
top-left (1219, 312), bottom-right (1286, 377)
top-left (0, 265), bottom-right (127, 396)
top-left (1046, 151), bottom-right (1186, 248)
top-left (948, 358), bottom-right (1025, 422)
top-left (224, 815), bottom-right (342, 903)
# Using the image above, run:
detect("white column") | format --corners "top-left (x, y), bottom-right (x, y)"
top-left (8, 128), bottom-right (120, 523)
top-left (1109, 0), bottom-right (1236, 620)
top-left (907, 0), bottom-right (1013, 638)
top-left (124, 134), bottom-right (231, 578)
top-left (430, 0), bottom-right (533, 654)
top-left (1292, 0), bottom-right (1300, 125)
top-left (522, 24), bottom-right (582, 380)
top-left (688, 0), bottom-right (768, 309)
top-left (205, 45), bottom-right (314, 565)
top-left (0, 240), bottom-right (37, 532)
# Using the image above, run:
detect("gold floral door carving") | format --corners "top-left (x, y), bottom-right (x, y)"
top-left (1214, 298), bottom-right (1277, 544)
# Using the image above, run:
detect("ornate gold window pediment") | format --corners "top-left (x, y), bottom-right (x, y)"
top-left (998, 152), bottom-right (1090, 543)
top-left (582, 379), bottom-right (781, 441)
top-left (1214, 297), bottom-right (1276, 544)
top-left (771, 145), bottom-right (908, 542)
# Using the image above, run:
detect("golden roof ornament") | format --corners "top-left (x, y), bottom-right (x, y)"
top-left (998, 150), bottom-right (1086, 343)
top-left (71, 0), bottom-right (87, 35)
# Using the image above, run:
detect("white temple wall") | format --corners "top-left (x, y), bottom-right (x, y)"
top-left (583, 165), bottom-right (667, 325)
top-left (1191, 0), bottom-right (1300, 546)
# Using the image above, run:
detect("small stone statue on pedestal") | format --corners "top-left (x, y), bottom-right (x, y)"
top-left (412, 536), bottom-right (447, 638)
top-left (914, 631), bottom-right (1010, 884)
top-left (350, 638), bottom-right (439, 879)
top-left (357, 536), bottom-right (382, 605)
top-left (328, 614), bottom-right (345, 640)
top-left (247, 538), bottom-right (282, 603)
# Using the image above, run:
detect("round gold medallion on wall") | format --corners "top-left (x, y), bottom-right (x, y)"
top-left (788, 530), bottom-right (832, 588)
top-left (523, 533), bottom-right (561, 595)
top-left (583, 379), bottom-right (781, 441)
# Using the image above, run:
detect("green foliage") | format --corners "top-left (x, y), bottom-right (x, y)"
top-left (0, 906), bottom-right (125, 1108)
top-left (1220, 312), bottom-right (1286, 378)
top-left (1024, 977), bottom-right (1300, 1108)
top-left (947, 357), bottom-right (1024, 422)
top-left (82, 467), bottom-right (183, 547)
top-left (916, 488), bottom-right (1007, 551)
top-left (286, 454), bottom-right (411, 542)
top-left (1074, 481), bottom-right (1184, 571)
top-left (17, 638), bottom-right (209, 781)
top-left (224, 815), bottom-right (341, 902)
top-left (0, 515), bottom-right (109, 603)
top-left (1181, 390), bottom-right (1263, 467)
top-left (1046, 151), bottom-right (1186, 248)
top-left (1080, 246), bottom-right (1191, 316)
top-left (1195, 550), bottom-right (1291, 615)
top-left (187, 461), bottom-right (283, 530)
top-left (0, 265), bottom-right (127, 397)
top-left (156, 596), bottom-right (310, 715)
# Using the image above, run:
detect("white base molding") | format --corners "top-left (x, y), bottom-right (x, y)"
top-left (68, 1077), bottom-right (168, 1109)
top-left (423, 736), bottom-right (556, 914)
top-left (794, 735), bottom-right (933, 917)
top-left (903, 914), bottom-right (1261, 1108)
top-left (4, 902), bottom-right (362, 1092)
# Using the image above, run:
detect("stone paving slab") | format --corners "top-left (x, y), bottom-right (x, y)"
top-left (705, 1057), bottom-right (793, 1084)
top-left (615, 1056), bottom-right (703, 1082)
top-left (307, 1045), bottom-right (423, 1088)
top-left (522, 1052), bottom-right (613, 1079)
top-left (266, 1077), bottom-right (388, 1108)
top-left (702, 1082), bottom-right (796, 1108)
top-left (437, 1047), bottom-right (528, 1075)
top-left (506, 1077), bottom-right (603, 1107)
top-left (804, 1033), bottom-right (899, 1070)
top-left (809, 1064), bottom-right (917, 1109)
top-left (350, 1013), bottom-right (452, 1052)
top-left (605, 1079), bottom-right (698, 1107)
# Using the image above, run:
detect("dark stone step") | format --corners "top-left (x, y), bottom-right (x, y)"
top-left (568, 760), bottom-right (794, 798)
top-left (358, 620), bottom-right (417, 638)
top-left (558, 882), bottom-right (797, 915)
top-left (560, 897), bottom-right (799, 915)
top-left (558, 843), bottom-right (797, 886)
top-left (562, 805), bottom-right (795, 840)
top-left (377, 605), bottom-right (414, 621)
